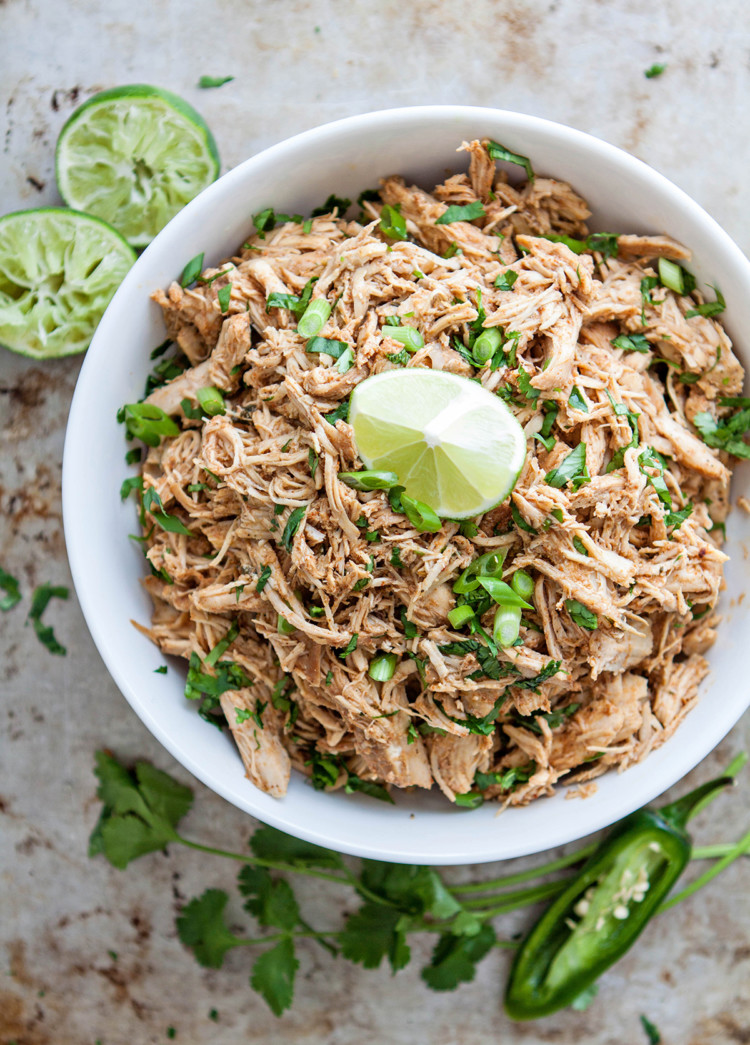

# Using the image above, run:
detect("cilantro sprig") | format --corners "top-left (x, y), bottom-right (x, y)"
top-left (89, 751), bottom-right (749, 1019)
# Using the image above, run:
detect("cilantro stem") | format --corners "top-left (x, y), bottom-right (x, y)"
top-left (449, 844), bottom-right (596, 895)
top-left (658, 828), bottom-right (750, 913)
top-left (177, 836), bottom-right (393, 906)
top-left (470, 879), bottom-right (566, 918)
top-left (692, 842), bottom-right (747, 860)
top-left (236, 929), bottom-right (343, 946)
top-left (177, 836), bottom-right (350, 885)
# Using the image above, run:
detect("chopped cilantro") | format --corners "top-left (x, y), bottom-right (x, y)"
top-left (485, 140), bottom-right (535, 182)
top-left (311, 194), bottom-right (351, 216)
top-left (435, 201), bottom-right (486, 225)
top-left (198, 75), bottom-right (234, 88)
top-left (544, 442), bottom-right (589, 490)
top-left (379, 204), bottom-right (408, 241)
top-left (217, 283), bottom-right (232, 313)
top-left (280, 508), bottom-right (306, 552)
top-left (644, 64), bottom-right (666, 79)
top-left (27, 583), bottom-right (69, 655)
top-left (306, 336), bottom-right (350, 360)
top-left (0, 566), bottom-right (21, 611)
top-left (565, 599), bottom-right (598, 630)
top-left (256, 565), bottom-right (272, 593)
top-left (494, 270), bottom-right (518, 291)
top-left (693, 398), bottom-right (750, 459)
top-left (568, 386), bottom-right (588, 412)
top-left (546, 232), bottom-right (618, 259)
top-left (180, 252), bottom-right (204, 287)
top-left (611, 332), bottom-right (652, 353)
top-left (686, 287), bottom-right (726, 318)
top-left (339, 634), bottom-right (358, 659)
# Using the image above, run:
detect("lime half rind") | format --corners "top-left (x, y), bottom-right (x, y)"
top-left (349, 369), bottom-right (527, 518)
top-left (55, 84), bottom-right (220, 248)
top-left (0, 208), bottom-right (136, 358)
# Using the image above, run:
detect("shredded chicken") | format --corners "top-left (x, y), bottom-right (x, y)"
top-left (132, 139), bottom-right (739, 807)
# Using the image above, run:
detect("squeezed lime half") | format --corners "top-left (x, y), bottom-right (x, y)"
top-left (349, 369), bottom-right (527, 518)
top-left (0, 208), bottom-right (136, 358)
top-left (56, 85), bottom-right (220, 247)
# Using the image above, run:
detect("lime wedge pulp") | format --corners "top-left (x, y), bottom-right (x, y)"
top-left (56, 85), bottom-right (220, 248)
top-left (349, 369), bottom-right (527, 518)
top-left (0, 208), bottom-right (136, 358)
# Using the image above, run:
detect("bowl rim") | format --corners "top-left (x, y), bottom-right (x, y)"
top-left (63, 104), bottom-right (750, 864)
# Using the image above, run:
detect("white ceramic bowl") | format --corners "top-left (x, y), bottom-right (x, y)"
top-left (63, 106), bottom-right (750, 865)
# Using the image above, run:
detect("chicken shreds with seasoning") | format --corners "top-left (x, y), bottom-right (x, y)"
top-left (129, 138), bottom-right (743, 807)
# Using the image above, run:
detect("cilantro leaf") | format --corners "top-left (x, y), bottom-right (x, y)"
top-left (665, 503), bottom-right (693, 530)
top-left (693, 399), bottom-right (750, 459)
top-left (249, 826), bottom-right (342, 870)
top-left (280, 507), bottom-right (306, 551)
top-left (565, 599), bottom-right (598, 630)
top-left (306, 336), bottom-right (349, 359)
top-left (184, 653), bottom-right (251, 728)
top-left (611, 332), bottom-right (651, 353)
top-left (250, 937), bottom-right (299, 1016)
top-left (180, 252), bottom-right (204, 287)
top-left (494, 270), bottom-right (518, 291)
top-left (544, 442), bottom-right (588, 489)
top-left (435, 201), bottom-right (486, 225)
top-left (686, 286), bottom-right (725, 318)
top-left (177, 889), bottom-right (242, 968)
top-left (238, 867), bottom-right (299, 931)
top-left (359, 863), bottom-right (461, 920)
top-left (421, 923), bottom-right (496, 990)
top-left (256, 565), bottom-right (272, 593)
top-left (198, 75), bottom-right (234, 88)
top-left (638, 447), bottom-right (673, 506)
top-left (485, 140), bottom-right (534, 182)
top-left (640, 1014), bottom-right (662, 1043)
top-left (545, 232), bottom-right (619, 260)
top-left (91, 751), bottom-right (193, 868)
top-left (217, 283), bottom-right (232, 313)
top-left (311, 193), bottom-right (351, 217)
top-left (568, 386), bottom-right (588, 413)
top-left (475, 762), bottom-right (537, 791)
top-left (340, 903), bottom-right (408, 970)
top-left (27, 583), bottom-right (69, 655)
top-left (640, 275), bottom-right (660, 323)
top-left (379, 204), bottom-right (408, 241)
top-left (516, 367), bottom-right (539, 403)
top-left (344, 774), bottom-right (394, 804)
top-left (0, 566), bottom-right (21, 611)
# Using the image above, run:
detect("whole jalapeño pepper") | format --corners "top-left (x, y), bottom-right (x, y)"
top-left (504, 776), bottom-right (732, 1020)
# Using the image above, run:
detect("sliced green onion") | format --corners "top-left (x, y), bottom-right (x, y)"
top-left (658, 257), bottom-right (695, 296)
top-left (368, 653), bottom-right (398, 682)
top-left (383, 325), bottom-right (424, 353)
top-left (336, 346), bottom-right (355, 373)
top-left (453, 550), bottom-right (508, 594)
top-left (297, 298), bottom-right (332, 337)
top-left (338, 470), bottom-right (399, 491)
top-left (511, 569), bottom-right (534, 602)
top-left (196, 386), bottom-right (226, 416)
top-left (117, 402), bottom-right (180, 447)
top-left (401, 493), bottom-right (442, 532)
top-left (493, 604), bottom-right (522, 648)
top-left (477, 576), bottom-right (533, 610)
top-left (277, 614), bottom-right (297, 635)
top-left (448, 605), bottom-right (475, 629)
top-left (472, 327), bottom-right (503, 365)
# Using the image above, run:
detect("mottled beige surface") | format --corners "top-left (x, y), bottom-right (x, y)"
top-left (1, 0), bottom-right (749, 1042)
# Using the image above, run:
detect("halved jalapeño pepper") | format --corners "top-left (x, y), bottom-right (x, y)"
top-left (504, 776), bottom-right (732, 1020)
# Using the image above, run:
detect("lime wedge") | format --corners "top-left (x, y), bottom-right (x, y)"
top-left (0, 208), bottom-right (136, 358)
top-left (56, 85), bottom-right (220, 247)
top-left (349, 369), bottom-right (527, 518)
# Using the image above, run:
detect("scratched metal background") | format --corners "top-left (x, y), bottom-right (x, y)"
top-left (1, 1), bottom-right (749, 1042)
